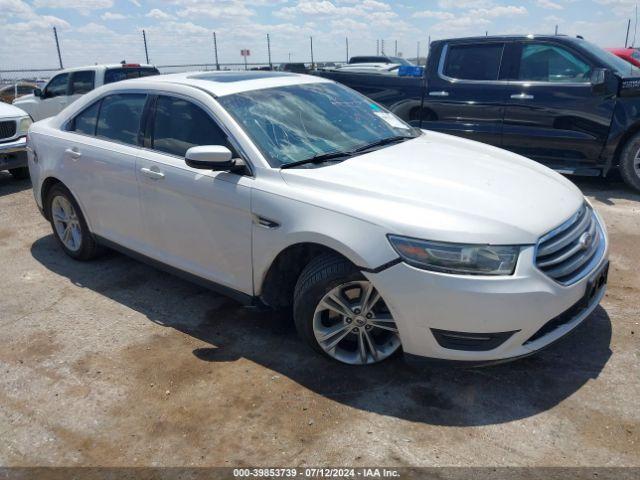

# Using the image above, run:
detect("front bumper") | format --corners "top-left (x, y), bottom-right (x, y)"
top-left (365, 235), bottom-right (609, 363)
top-left (0, 136), bottom-right (27, 170)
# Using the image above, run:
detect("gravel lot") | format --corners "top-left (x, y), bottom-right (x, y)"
top-left (0, 171), bottom-right (638, 467)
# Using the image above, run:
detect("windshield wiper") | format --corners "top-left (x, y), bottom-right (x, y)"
top-left (350, 135), bottom-right (414, 153)
top-left (280, 134), bottom-right (417, 169)
top-left (280, 150), bottom-right (353, 169)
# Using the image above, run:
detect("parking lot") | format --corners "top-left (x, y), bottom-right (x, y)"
top-left (0, 171), bottom-right (638, 467)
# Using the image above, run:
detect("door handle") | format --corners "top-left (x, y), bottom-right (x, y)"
top-left (429, 91), bottom-right (449, 97)
top-left (510, 93), bottom-right (534, 100)
top-left (140, 167), bottom-right (165, 180)
top-left (64, 147), bottom-right (81, 160)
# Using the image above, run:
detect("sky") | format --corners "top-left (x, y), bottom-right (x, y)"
top-left (1, 0), bottom-right (640, 71)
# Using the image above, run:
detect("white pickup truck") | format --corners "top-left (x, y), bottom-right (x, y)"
top-left (13, 63), bottom-right (159, 122)
top-left (0, 101), bottom-right (31, 179)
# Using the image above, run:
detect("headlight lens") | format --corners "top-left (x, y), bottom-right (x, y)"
top-left (17, 116), bottom-right (32, 136)
top-left (388, 235), bottom-right (520, 275)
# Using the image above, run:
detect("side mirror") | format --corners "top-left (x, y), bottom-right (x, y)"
top-left (185, 145), bottom-right (235, 170)
top-left (33, 88), bottom-right (43, 98)
top-left (590, 68), bottom-right (607, 87)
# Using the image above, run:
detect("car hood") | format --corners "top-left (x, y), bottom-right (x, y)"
top-left (0, 101), bottom-right (28, 118)
top-left (279, 131), bottom-right (584, 245)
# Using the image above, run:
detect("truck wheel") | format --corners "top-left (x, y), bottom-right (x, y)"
top-left (619, 132), bottom-right (640, 191)
top-left (9, 167), bottom-right (29, 180)
top-left (45, 184), bottom-right (101, 261)
top-left (293, 253), bottom-right (401, 365)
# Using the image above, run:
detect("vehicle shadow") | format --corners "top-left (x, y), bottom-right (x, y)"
top-left (572, 173), bottom-right (640, 205)
top-left (31, 234), bottom-right (613, 427)
top-left (0, 171), bottom-right (30, 196)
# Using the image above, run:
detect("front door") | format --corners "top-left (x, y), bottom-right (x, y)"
top-left (423, 41), bottom-right (508, 147)
top-left (136, 94), bottom-right (254, 294)
top-left (501, 41), bottom-right (616, 171)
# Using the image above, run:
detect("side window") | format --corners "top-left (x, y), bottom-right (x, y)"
top-left (44, 73), bottom-right (69, 98)
top-left (70, 100), bottom-right (101, 136)
top-left (96, 94), bottom-right (147, 146)
top-left (104, 67), bottom-right (160, 84)
top-left (443, 44), bottom-right (504, 81)
top-left (519, 44), bottom-right (591, 83)
top-left (70, 71), bottom-right (95, 95)
top-left (152, 96), bottom-right (229, 157)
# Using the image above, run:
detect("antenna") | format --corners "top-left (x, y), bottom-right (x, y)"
top-left (633, 3), bottom-right (638, 47)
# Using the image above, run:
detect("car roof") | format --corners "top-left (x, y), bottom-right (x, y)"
top-left (57, 64), bottom-right (157, 74)
top-left (121, 70), bottom-right (332, 96)
top-left (435, 34), bottom-right (586, 45)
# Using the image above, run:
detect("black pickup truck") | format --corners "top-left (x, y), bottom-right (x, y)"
top-left (316, 35), bottom-right (640, 191)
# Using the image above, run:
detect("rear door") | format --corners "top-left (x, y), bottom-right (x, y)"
top-left (64, 93), bottom-right (148, 250)
top-left (501, 41), bottom-right (616, 171)
top-left (423, 41), bottom-right (509, 146)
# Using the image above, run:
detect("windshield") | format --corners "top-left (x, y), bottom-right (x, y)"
top-left (580, 40), bottom-right (640, 76)
top-left (217, 82), bottom-right (418, 167)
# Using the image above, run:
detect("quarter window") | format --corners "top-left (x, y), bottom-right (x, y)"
top-left (44, 73), bottom-right (69, 98)
top-left (96, 94), bottom-right (147, 146)
top-left (518, 44), bottom-right (591, 83)
top-left (443, 44), bottom-right (504, 81)
top-left (71, 100), bottom-right (101, 136)
top-left (152, 96), bottom-right (229, 157)
top-left (70, 71), bottom-right (95, 95)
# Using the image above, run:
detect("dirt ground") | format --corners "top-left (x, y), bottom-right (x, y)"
top-left (0, 171), bottom-right (638, 467)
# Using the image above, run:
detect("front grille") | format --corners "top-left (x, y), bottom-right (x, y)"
top-left (535, 204), bottom-right (603, 285)
top-left (0, 120), bottom-right (17, 140)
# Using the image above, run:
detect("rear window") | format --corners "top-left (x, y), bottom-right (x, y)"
top-left (104, 67), bottom-right (159, 84)
top-left (443, 43), bottom-right (504, 81)
top-left (96, 93), bottom-right (147, 146)
top-left (70, 70), bottom-right (95, 95)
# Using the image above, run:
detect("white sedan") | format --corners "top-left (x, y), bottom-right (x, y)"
top-left (26, 71), bottom-right (609, 366)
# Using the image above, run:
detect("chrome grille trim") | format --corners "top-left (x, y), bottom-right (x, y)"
top-left (535, 204), bottom-right (605, 285)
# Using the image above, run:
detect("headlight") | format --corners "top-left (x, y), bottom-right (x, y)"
top-left (387, 235), bottom-right (520, 275)
top-left (17, 116), bottom-right (32, 136)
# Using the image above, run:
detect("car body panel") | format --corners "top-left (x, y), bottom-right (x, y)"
top-left (280, 132), bottom-right (583, 245)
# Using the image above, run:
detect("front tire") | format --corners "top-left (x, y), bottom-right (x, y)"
top-left (293, 253), bottom-right (401, 365)
top-left (619, 132), bottom-right (640, 191)
top-left (45, 184), bottom-right (101, 261)
top-left (9, 167), bottom-right (29, 180)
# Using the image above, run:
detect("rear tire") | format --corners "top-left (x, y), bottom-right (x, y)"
top-left (619, 132), bottom-right (640, 192)
top-left (45, 184), bottom-right (101, 261)
top-left (9, 167), bottom-right (29, 180)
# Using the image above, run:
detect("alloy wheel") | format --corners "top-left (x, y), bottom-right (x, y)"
top-left (634, 147), bottom-right (640, 178)
top-left (51, 195), bottom-right (82, 252)
top-left (312, 280), bottom-right (401, 365)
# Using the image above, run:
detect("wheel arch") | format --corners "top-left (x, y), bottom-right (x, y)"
top-left (258, 242), bottom-right (357, 309)
top-left (40, 177), bottom-right (91, 231)
top-left (611, 121), bottom-right (640, 168)
top-left (40, 176), bottom-right (64, 221)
